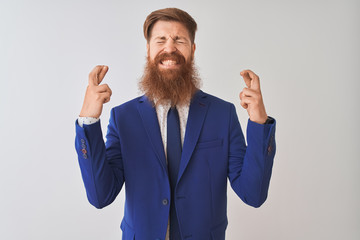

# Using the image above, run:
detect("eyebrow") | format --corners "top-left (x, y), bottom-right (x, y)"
top-left (153, 35), bottom-right (187, 41)
top-left (154, 36), bottom-right (167, 40)
top-left (171, 36), bottom-right (186, 41)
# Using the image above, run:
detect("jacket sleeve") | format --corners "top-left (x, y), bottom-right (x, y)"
top-left (75, 108), bottom-right (124, 209)
top-left (227, 104), bottom-right (276, 208)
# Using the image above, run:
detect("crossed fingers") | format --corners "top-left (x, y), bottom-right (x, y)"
top-left (88, 65), bottom-right (112, 103)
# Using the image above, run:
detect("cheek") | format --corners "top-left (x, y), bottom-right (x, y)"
top-left (181, 46), bottom-right (193, 59)
top-left (184, 50), bottom-right (193, 62)
top-left (148, 48), bottom-right (160, 61)
top-left (147, 45), bottom-right (161, 60)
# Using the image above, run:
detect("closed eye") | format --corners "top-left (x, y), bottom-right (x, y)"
top-left (154, 36), bottom-right (166, 44)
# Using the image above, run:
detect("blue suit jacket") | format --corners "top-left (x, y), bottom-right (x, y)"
top-left (75, 90), bottom-right (276, 240)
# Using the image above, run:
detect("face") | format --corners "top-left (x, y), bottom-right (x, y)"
top-left (147, 20), bottom-right (196, 70)
top-left (140, 20), bottom-right (200, 106)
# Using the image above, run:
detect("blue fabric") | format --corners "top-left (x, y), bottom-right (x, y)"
top-left (75, 90), bottom-right (276, 240)
top-left (167, 107), bottom-right (182, 240)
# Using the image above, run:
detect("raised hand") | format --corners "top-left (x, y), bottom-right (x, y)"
top-left (239, 70), bottom-right (268, 124)
top-left (79, 65), bottom-right (112, 118)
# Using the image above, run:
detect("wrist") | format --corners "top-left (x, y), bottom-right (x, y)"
top-left (79, 109), bottom-right (101, 118)
top-left (250, 115), bottom-right (268, 124)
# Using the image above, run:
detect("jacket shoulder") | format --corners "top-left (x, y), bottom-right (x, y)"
top-left (111, 96), bottom-right (145, 113)
top-left (200, 91), bottom-right (234, 107)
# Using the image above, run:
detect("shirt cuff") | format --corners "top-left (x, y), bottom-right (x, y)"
top-left (77, 116), bottom-right (100, 128)
top-left (264, 116), bottom-right (275, 124)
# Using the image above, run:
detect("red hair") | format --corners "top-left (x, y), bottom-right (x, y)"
top-left (143, 8), bottom-right (197, 43)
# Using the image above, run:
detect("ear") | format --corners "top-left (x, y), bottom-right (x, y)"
top-left (191, 43), bottom-right (196, 58)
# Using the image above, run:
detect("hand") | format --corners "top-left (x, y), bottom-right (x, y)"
top-left (79, 65), bottom-right (112, 118)
top-left (239, 69), bottom-right (268, 124)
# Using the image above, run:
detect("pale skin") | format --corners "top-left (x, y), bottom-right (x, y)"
top-left (146, 21), bottom-right (195, 69)
top-left (80, 20), bottom-right (268, 124)
top-left (79, 65), bottom-right (112, 118)
top-left (239, 70), bottom-right (268, 124)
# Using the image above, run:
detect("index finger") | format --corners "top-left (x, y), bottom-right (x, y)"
top-left (88, 65), bottom-right (108, 86)
top-left (240, 69), bottom-right (260, 90)
top-left (98, 65), bottom-right (109, 84)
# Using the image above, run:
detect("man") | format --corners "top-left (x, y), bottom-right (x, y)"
top-left (75, 8), bottom-right (276, 240)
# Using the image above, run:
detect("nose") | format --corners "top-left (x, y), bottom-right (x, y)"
top-left (163, 39), bottom-right (177, 53)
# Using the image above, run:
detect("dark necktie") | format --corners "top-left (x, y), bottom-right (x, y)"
top-left (167, 107), bottom-right (182, 240)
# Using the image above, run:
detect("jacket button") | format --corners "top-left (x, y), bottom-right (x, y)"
top-left (162, 199), bottom-right (168, 205)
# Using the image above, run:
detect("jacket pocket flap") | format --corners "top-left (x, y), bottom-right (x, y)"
top-left (196, 139), bottom-right (223, 149)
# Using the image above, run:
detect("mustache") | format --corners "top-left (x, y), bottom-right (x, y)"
top-left (154, 51), bottom-right (186, 65)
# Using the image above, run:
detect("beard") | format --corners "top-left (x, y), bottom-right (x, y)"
top-left (139, 51), bottom-right (201, 107)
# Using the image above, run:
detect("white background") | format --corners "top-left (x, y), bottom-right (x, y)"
top-left (1, 0), bottom-right (359, 239)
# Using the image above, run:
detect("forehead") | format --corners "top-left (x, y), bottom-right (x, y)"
top-left (150, 21), bottom-right (190, 40)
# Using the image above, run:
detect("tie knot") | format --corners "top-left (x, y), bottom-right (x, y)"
top-left (168, 106), bottom-right (178, 114)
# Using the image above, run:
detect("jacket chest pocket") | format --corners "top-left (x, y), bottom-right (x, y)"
top-left (196, 139), bottom-right (223, 150)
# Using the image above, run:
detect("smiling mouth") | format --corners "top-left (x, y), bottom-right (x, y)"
top-left (161, 59), bottom-right (178, 66)
top-left (155, 52), bottom-right (185, 69)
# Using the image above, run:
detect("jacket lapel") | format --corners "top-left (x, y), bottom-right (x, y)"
top-left (137, 96), bottom-right (167, 171)
top-left (177, 90), bottom-right (209, 183)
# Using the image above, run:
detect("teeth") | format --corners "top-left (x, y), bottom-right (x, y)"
top-left (162, 60), bottom-right (177, 66)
